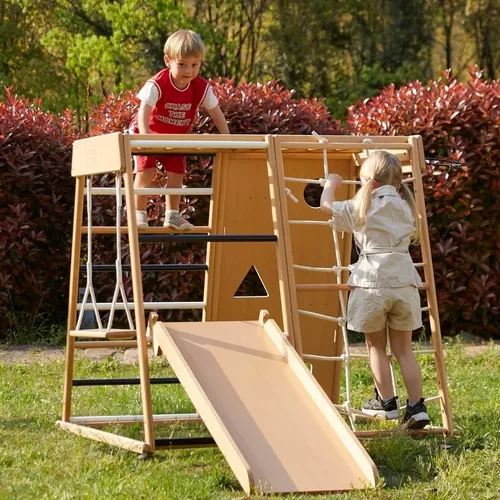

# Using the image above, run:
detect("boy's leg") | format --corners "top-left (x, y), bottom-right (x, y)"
top-left (164, 171), bottom-right (183, 212)
top-left (133, 157), bottom-right (156, 228)
top-left (134, 168), bottom-right (156, 210)
top-left (164, 171), bottom-right (193, 230)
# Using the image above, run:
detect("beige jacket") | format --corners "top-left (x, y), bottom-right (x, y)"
top-left (331, 185), bottom-right (423, 288)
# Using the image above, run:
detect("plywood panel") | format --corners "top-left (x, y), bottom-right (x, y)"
top-left (154, 319), bottom-right (377, 494)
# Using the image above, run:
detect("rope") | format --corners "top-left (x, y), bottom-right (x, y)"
top-left (107, 171), bottom-right (135, 332)
top-left (76, 176), bottom-right (103, 331)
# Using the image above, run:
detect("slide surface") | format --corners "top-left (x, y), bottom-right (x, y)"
top-left (153, 317), bottom-right (377, 494)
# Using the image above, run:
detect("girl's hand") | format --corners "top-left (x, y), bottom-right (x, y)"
top-left (326, 173), bottom-right (342, 186)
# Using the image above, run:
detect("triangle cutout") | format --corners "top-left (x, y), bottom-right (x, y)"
top-left (233, 265), bottom-right (269, 298)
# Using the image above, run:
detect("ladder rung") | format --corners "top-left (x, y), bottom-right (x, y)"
top-left (154, 437), bottom-right (216, 449)
top-left (70, 413), bottom-right (201, 426)
top-left (72, 377), bottom-right (180, 386)
top-left (69, 329), bottom-right (136, 339)
top-left (139, 234), bottom-right (278, 243)
top-left (81, 264), bottom-right (208, 273)
top-left (296, 283), bottom-right (350, 291)
top-left (82, 226), bottom-right (211, 234)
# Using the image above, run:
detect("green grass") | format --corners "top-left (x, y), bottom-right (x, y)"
top-left (1, 345), bottom-right (499, 499)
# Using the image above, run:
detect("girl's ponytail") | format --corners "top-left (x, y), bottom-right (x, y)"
top-left (353, 178), bottom-right (376, 225)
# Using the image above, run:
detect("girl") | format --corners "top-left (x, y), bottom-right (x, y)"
top-left (320, 150), bottom-right (430, 429)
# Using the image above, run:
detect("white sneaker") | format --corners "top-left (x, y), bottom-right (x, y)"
top-left (163, 213), bottom-right (194, 230)
top-left (136, 210), bottom-right (149, 229)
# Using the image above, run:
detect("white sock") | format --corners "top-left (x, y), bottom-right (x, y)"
top-left (165, 209), bottom-right (178, 216)
top-left (136, 209), bottom-right (147, 216)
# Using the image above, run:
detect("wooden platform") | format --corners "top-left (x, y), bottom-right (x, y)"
top-left (152, 315), bottom-right (377, 494)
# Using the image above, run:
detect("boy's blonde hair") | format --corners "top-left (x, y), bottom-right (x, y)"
top-left (353, 150), bottom-right (420, 244)
top-left (164, 30), bottom-right (206, 60)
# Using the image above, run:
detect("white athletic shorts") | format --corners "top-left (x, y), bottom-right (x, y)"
top-left (347, 286), bottom-right (423, 333)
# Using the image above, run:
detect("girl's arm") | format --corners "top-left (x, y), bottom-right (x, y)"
top-left (320, 174), bottom-right (343, 215)
top-left (207, 105), bottom-right (230, 134)
top-left (137, 101), bottom-right (153, 134)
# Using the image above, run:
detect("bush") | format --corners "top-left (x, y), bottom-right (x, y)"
top-left (347, 69), bottom-right (500, 338)
top-left (0, 88), bottom-right (79, 333)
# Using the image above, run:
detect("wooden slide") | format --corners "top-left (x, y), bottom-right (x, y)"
top-left (152, 312), bottom-right (377, 494)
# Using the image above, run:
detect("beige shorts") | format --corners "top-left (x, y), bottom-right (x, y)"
top-left (347, 286), bottom-right (423, 333)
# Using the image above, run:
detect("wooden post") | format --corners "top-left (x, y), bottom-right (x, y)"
top-left (122, 136), bottom-right (156, 451)
top-left (409, 135), bottom-right (453, 435)
top-left (62, 176), bottom-right (85, 421)
top-left (267, 135), bottom-right (302, 353)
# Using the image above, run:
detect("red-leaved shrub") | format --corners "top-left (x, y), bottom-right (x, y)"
top-left (0, 88), bottom-right (79, 330)
top-left (348, 70), bottom-right (500, 337)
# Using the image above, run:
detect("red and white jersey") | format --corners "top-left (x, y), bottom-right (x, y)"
top-left (130, 68), bottom-right (216, 134)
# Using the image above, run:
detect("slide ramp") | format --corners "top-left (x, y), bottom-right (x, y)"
top-left (152, 313), bottom-right (377, 494)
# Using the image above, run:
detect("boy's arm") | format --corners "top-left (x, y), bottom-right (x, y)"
top-left (137, 101), bottom-right (153, 134)
top-left (207, 105), bottom-right (230, 134)
top-left (320, 174), bottom-right (342, 215)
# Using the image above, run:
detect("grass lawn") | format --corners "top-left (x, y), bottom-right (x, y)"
top-left (0, 342), bottom-right (499, 499)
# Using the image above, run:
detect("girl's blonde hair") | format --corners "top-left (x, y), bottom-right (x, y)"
top-left (164, 30), bottom-right (206, 60)
top-left (353, 150), bottom-right (420, 244)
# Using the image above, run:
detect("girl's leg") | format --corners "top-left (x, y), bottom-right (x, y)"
top-left (388, 327), bottom-right (423, 403)
top-left (365, 328), bottom-right (394, 399)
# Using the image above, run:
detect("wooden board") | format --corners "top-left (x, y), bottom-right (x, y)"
top-left (71, 133), bottom-right (126, 176)
top-left (153, 318), bottom-right (377, 494)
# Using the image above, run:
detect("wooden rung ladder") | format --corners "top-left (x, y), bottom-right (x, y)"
top-left (271, 134), bottom-right (453, 437)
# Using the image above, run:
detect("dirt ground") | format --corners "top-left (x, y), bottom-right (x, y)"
top-left (1, 341), bottom-right (498, 365)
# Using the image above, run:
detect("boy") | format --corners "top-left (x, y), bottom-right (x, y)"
top-left (130, 30), bottom-right (230, 229)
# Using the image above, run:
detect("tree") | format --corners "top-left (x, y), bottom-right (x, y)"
top-left (191, 0), bottom-right (272, 83)
top-left (465, 0), bottom-right (500, 78)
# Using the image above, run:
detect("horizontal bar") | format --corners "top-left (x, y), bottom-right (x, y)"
top-left (284, 176), bottom-right (414, 185)
top-left (280, 142), bottom-right (412, 151)
top-left (80, 264), bottom-right (208, 273)
top-left (139, 234), bottom-right (278, 243)
top-left (82, 226), bottom-right (211, 235)
top-left (131, 140), bottom-right (268, 150)
top-left (355, 426), bottom-right (448, 438)
top-left (74, 340), bottom-right (139, 349)
top-left (294, 264), bottom-right (342, 273)
top-left (132, 152), bottom-right (215, 158)
top-left (400, 395), bottom-right (441, 410)
top-left (303, 354), bottom-right (343, 362)
top-left (72, 377), bottom-right (180, 386)
top-left (289, 220), bottom-right (331, 226)
top-left (298, 309), bottom-right (341, 322)
top-left (70, 413), bottom-right (202, 426)
top-left (89, 187), bottom-right (213, 196)
top-left (296, 283), bottom-right (350, 291)
top-left (284, 177), bottom-right (359, 185)
top-left (77, 302), bottom-right (205, 311)
top-left (154, 437), bottom-right (216, 448)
